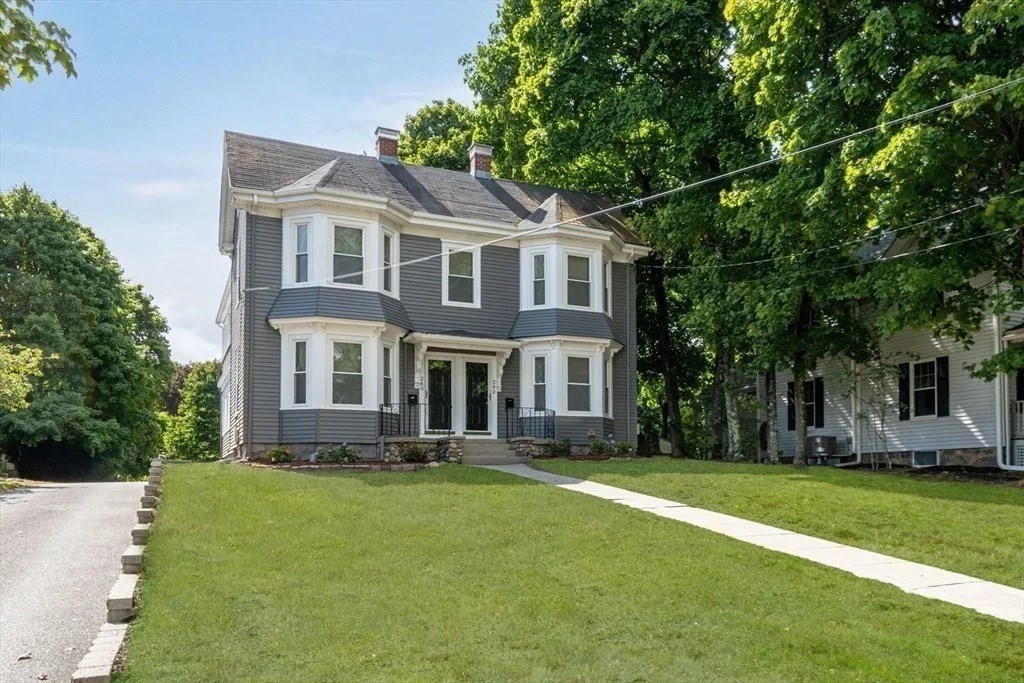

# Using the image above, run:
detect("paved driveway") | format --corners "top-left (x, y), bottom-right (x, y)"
top-left (0, 481), bottom-right (143, 682)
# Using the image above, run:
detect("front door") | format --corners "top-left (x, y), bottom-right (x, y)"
top-left (465, 361), bottom-right (490, 433)
top-left (423, 355), bottom-right (493, 436)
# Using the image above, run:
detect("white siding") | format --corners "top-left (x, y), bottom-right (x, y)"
top-left (774, 316), bottom-right (1007, 456)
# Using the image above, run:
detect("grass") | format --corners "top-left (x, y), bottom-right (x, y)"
top-left (533, 458), bottom-right (1024, 588)
top-left (0, 478), bottom-right (25, 492)
top-left (117, 463), bottom-right (1023, 682)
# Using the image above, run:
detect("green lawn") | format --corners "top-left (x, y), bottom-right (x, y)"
top-left (118, 463), bottom-right (1023, 682)
top-left (533, 458), bottom-right (1024, 588)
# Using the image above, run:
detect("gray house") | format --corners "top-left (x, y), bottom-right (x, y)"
top-left (217, 128), bottom-right (649, 461)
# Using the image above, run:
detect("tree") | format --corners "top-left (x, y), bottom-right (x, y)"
top-left (0, 186), bottom-right (172, 478)
top-left (399, 98), bottom-right (477, 171)
top-left (464, 0), bottom-right (748, 456)
top-left (163, 361), bottom-right (220, 460)
top-left (0, 331), bottom-right (43, 412)
top-left (0, 0), bottom-right (76, 89)
top-left (163, 362), bottom-right (197, 415)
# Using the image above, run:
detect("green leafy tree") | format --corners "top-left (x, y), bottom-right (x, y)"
top-left (0, 331), bottom-right (43, 412)
top-left (0, 0), bottom-right (76, 89)
top-left (399, 98), bottom-right (477, 171)
top-left (163, 361), bottom-right (220, 460)
top-left (163, 362), bottom-right (197, 415)
top-left (0, 186), bottom-right (172, 478)
top-left (464, 0), bottom-right (747, 456)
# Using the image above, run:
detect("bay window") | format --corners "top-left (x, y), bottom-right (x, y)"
top-left (567, 356), bottom-right (591, 412)
top-left (533, 356), bottom-right (547, 410)
top-left (603, 257), bottom-right (611, 315)
top-left (382, 344), bottom-right (393, 405)
top-left (603, 357), bottom-right (612, 416)
top-left (331, 341), bottom-right (363, 405)
top-left (293, 340), bottom-right (307, 405)
top-left (533, 254), bottom-right (546, 306)
top-left (333, 225), bottom-right (364, 285)
top-left (295, 223), bottom-right (309, 283)
top-left (567, 254), bottom-right (591, 307)
top-left (382, 230), bottom-right (396, 294)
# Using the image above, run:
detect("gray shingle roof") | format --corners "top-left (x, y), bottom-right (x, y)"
top-left (224, 131), bottom-right (643, 245)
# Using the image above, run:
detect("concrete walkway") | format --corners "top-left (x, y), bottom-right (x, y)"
top-left (480, 464), bottom-right (1024, 624)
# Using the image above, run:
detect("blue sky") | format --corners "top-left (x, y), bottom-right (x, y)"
top-left (1, 0), bottom-right (498, 362)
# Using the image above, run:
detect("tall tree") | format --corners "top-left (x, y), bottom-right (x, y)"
top-left (0, 0), bottom-right (76, 89)
top-left (163, 361), bottom-right (220, 460)
top-left (0, 330), bottom-right (43, 412)
top-left (464, 0), bottom-right (746, 455)
top-left (0, 186), bottom-right (172, 478)
top-left (399, 98), bottom-right (477, 171)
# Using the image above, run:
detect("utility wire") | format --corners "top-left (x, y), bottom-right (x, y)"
top-left (640, 188), bottom-right (1024, 272)
top-left (726, 226), bottom-right (1020, 284)
top-left (285, 72), bottom-right (1024, 287)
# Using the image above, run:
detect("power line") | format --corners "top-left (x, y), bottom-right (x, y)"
top-left (284, 72), bottom-right (1024, 288)
top-left (727, 225), bottom-right (1019, 284)
top-left (640, 188), bottom-right (1024, 272)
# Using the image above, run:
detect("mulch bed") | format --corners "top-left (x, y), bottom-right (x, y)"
top-left (241, 460), bottom-right (443, 472)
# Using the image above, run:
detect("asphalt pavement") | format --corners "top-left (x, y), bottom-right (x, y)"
top-left (0, 481), bottom-right (143, 682)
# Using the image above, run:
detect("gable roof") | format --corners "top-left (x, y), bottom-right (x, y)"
top-left (224, 131), bottom-right (643, 246)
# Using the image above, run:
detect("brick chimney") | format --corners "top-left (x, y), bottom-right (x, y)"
top-left (468, 143), bottom-right (493, 179)
top-left (375, 127), bottom-right (400, 163)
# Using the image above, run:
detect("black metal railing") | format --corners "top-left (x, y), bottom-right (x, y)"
top-left (378, 402), bottom-right (453, 437)
top-left (505, 407), bottom-right (555, 440)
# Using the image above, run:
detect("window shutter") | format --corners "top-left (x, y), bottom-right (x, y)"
top-left (897, 363), bottom-right (910, 421)
top-left (786, 382), bottom-right (795, 431)
top-left (814, 377), bottom-right (825, 428)
top-left (936, 356), bottom-right (950, 417)
top-left (1017, 369), bottom-right (1024, 402)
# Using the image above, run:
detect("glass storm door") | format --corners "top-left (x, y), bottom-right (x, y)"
top-left (427, 360), bottom-right (452, 432)
top-left (465, 361), bottom-right (490, 432)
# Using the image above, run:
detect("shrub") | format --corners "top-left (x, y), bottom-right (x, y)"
top-left (614, 440), bottom-right (634, 457)
top-left (399, 442), bottom-right (431, 463)
top-left (265, 445), bottom-right (294, 463)
top-left (317, 444), bottom-right (360, 463)
top-left (587, 432), bottom-right (614, 456)
top-left (546, 437), bottom-right (572, 458)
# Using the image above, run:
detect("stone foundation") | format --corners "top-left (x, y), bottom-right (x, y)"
top-left (249, 442), bottom-right (377, 462)
top-left (381, 436), bottom-right (464, 464)
top-left (860, 447), bottom-right (996, 468)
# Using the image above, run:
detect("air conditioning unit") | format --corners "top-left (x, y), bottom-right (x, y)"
top-left (807, 435), bottom-right (837, 456)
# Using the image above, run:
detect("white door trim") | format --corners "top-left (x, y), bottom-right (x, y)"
top-left (420, 352), bottom-right (497, 438)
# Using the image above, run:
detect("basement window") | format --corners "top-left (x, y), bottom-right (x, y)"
top-left (911, 451), bottom-right (939, 468)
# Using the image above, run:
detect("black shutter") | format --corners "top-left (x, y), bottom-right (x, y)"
top-left (786, 382), bottom-right (795, 431)
top-left (814, 377), bottom-right (825, 428)
top-left (936, 356), bottom-right (949, 417)
top-left (1016, 369), bottom-right (1023, 402)
top-left (898, 363), bottom-right (910, 421)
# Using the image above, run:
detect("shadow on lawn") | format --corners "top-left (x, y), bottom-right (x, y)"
top-left (287, 465), bottom-right (538, 488)
top-left (549, 458), bottom-right (1024, 507)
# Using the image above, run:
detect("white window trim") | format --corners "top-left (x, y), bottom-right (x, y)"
top-left (562, 248), bottom-right (599, 311)
top-left (329, 336), bottom-right (367, 408)
top-left (331, 221), bottom-right (367, 289)
top-left (524, 352), bottom-right (550, 411)
top-left (381, 227), bottom-right (400, 298)
top-left (381, 341), bottom-right (396, 406)
top-left (294, 221), bottom-right (310, 284)
top-left (603, 355), bottom-right (613, 418)
top-left (441, 241), bottom-right (481, 308)
top-left (565, 354), bottom-right (594, 415)
top-left (281, 214), bottom-right (315, 288)
top-left (911, 357), bottom-right (939, 421)
top-left (603, 256), bottom-right (612, 316)
top-left (283, 335), bottom-right (312, 409)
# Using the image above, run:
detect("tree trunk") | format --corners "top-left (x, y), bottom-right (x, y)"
top-left (709, 345), bottom-right (728, 458)
top-left (651, 255), bottom-right (686, 457)
top-left (765, 367), bottom-right (778, 464)
top-left (724, 361), bottom-right (742, 460)
top-left (793, 367), bottom-right (808, 467)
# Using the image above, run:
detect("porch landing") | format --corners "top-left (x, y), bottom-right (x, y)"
top-left (461, 440), bottom-right (530, 466)
top-left (477, 464), bottom-right (1024, 624)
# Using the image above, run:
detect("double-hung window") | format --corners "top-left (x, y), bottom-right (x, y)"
top-left (382, 230), bottom-right (396, 294)
top-left (382, 345), bottom-right (393, 405)
top-left (294, 223), bottom-right (309, 283)
top-left (567, 255), bottom-right (591, 307)
top-left (603, 257), bottom-right (611, 315)
top-left (293, 340), bottom-right (307, 405)
top-left (444, 245), bottom-right (478, 306)
top-left (532, 254), bottom-right (546, 306)
top-left (802, 379), bottom-right (816, 427)
top-left (533, 356), bottom-right (547, 410)
top-left (331, 341), bottom-right (363, 406)
top-left (567, 356), bottom-right (591, 412)
top-left (333, 225), bottom-right (363, 285)
top-left (603, 357), bottom-right (612, 416)
top-left (912, 360), bottom-right (937, 417)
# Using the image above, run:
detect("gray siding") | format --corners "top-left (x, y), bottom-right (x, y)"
top-left (611, 262), bottom-right (637, 445)
top-left (497, 351), bottom-right (520, 439)
top-left (510, 309), bottom-right (622, 343)
top-left (400, 235), bottom-right (520, 337)
top-left (268, 288), bottom-right (413, 329)
top-left (280, 410), bottom-right (378, 444)
top-left (247, 215), bottom-right (283, 446)
top-left (556, 417), bottom-right (606, 443)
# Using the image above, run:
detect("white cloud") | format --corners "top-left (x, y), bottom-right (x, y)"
top-left (166, 324), bottom-right (221, 364)
top-left (126, 179), bottom-right (211, 198)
